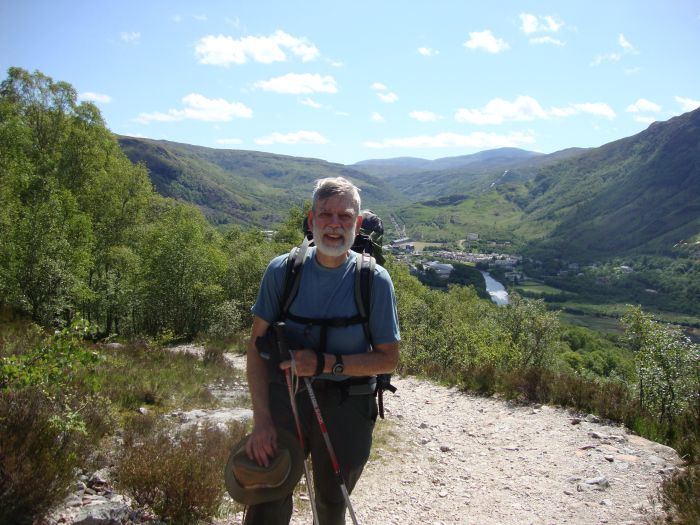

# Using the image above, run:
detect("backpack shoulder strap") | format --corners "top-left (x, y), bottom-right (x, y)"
top-left (281, 236), bottom-right (312, 316)
top-left (354, 251), bottom-right (375, 346)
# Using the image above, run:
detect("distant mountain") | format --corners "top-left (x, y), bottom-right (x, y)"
top-left (521, 108), bottom-right (700, 258)
top-left (117, 137), bottom-right (405, 226)
top-left (353, 148), bottom-right (545, 179)
top-left (117, 107), bottom-right (700, 262)
top-left (392, 108), bottom-right (700, 261)
top-left (374, 147), bottom-right (587, 201)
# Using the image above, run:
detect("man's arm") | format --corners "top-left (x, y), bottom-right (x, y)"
top-left (280, 341), bottom-right (399, 377)
top-left (245, 315), bottom-right (277, 466)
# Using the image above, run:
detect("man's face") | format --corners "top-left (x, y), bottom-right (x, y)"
top-left (309, 195), bottom-right (359, 258)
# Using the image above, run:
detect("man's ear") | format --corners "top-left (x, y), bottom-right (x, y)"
top-left (307, 208), bottom-right (315, 230)
top-left (355, 214), bottom-right (362, 234)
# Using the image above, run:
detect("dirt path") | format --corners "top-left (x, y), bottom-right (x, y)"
top-left (215, 351), bottom-right (681, 525)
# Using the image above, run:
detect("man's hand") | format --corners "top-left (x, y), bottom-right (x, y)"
top-left (245, 417), bottom-right (278, 467)
top-left (279, 349), bottom-right (324, 376)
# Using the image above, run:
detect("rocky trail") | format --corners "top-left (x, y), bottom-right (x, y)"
top-left (44, 345), bottom-right (681, 525)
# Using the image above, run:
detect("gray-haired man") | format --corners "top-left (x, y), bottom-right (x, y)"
top-left (244, 177), bottom-right (400, 524)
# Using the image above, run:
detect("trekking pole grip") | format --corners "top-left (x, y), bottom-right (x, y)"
top-left (272, 322), bottom-right (291, 361)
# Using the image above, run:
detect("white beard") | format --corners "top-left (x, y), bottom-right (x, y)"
top-left (313, 224), bottom-right (355, 257)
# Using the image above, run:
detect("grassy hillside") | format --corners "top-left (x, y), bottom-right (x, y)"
top-left (118, 137), bottom-right (407, 226)
top-left (392, 109), bottom-right (700, 260)
top-left (520, 108), bottom-right (700, 259)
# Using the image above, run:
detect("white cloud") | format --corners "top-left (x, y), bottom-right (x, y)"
top-left (520, 13), bottom-right (563, 34)
top-left (675, 96), bottom-right (700, 112)
top-left (530, 36), bottom-right (564, 46)
top-left (371, 82), bottom-right (388, 91)
top-left (371, 112), bottom-right (385, 122)
top-left (592, 34), bottom-right (636, 67)
top-left (377, 92), bottom-right (399, 103)
top-left (626, 98), bottom-right (661, 113)
top-left (464, 30), bottom-right (510, 53)
top-left (418, 47), bottom-right (437, 56)
top-left (549, 103), bottom-right (616, 119)
top-left (301, 97), bottom-right (322, 108)
top-left (195, 30), bottom-right (319, 66)
top-left (572, 102), bottom-right (616, 119)
top-left (135, 93), bottom-right (253, 124)
top-left (120, 32), bottom-right (141, 43)
top-left (255, 130), bottom-right (329, 145)
top-left (591, 52), bottom-right (621, 66)
top-left (364, 130), bottom-right (536, 149)
top-left (520, 14), bottom-right (539, 34)
top-left (255, 73), bottom-right (337, 94)
top-left (549, 106), bottom-right (578, 118)
top-left (619, 33), bottom-right (636, 54)
top-left (455, 96), bottom-right (616, 124)
top-left (79, 92), bottom-right (112, 103)
top-left (216, 138), bottom-right (243, 145)
top-left (455, 96), bottom-right (548, 124)
top-left (633, 115), bottom-right (656, 124)
top-left (409, 111), bottom-right (441, 122)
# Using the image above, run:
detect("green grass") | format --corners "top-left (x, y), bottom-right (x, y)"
top-left (514, 281), bottom-right (567, 295)
top-left (559, 312), bottom-right (624, 334)
top-left (89, 343), bottom-right (245, 414)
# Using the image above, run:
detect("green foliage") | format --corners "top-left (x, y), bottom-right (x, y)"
top-left (0, 387), bottom-right (95, 524)
top-left (558, 325), bottom-right (635, 379)
top-left (496, 294), bottom-right (561, 368)
top-left (0, 318), bottom-right (98, 391)
top-left (135, 202), bottom-right (226, 336)
top-left (652, 466), bottom-right (700, 525)
top-left (0, 319), bottom-right (110, 525)
top-left (623, 306), bottom-right (699, 427)
top-left (116, 421), bottom-right (246, 525)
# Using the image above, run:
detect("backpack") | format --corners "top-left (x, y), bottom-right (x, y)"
top-left (280, 210), bottom-right (396, 418)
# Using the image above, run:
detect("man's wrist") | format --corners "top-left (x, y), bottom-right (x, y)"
top-left (322, 353), bottom-right (333, 374)
top-left (314, 352), bottom-right (325, 376)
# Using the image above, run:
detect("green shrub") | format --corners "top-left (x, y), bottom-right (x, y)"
top-left (206, 299), bottom-right (243, 341)
top-left (652, 465), bottom-right (700, 525)
top-left (0, 388), bottom-right (95, 524)
top-left (116, 420), bottom-right (246, 524)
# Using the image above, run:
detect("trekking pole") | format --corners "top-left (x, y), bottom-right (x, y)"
top-left (303, 376), bottom-right (360, 525)
top-left (284, 368), bottom-right (319, 525)
top-left (274, 323), bottom-right (320, 525)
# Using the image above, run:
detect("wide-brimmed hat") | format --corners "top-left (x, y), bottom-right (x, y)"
top-left (224, 428), bottom-right (303, 505)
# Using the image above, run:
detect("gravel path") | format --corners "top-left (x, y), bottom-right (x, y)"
top-left (309, 376), bottom-right (681, 525)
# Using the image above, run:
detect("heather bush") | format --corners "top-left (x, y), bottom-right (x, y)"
top-left (651, 465), bottom-right (700, 525)
top-left (117, 420), bottom-right (246, 524)
top-left (0, 320), bottom-right (111, 524)
top-left (0, 388), bottom-right (93, 524)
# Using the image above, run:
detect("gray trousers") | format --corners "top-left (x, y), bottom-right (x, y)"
top-left (244, 380), bottom-right (378, 525)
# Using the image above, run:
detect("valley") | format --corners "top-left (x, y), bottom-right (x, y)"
top-left (113, 107), bottom-right (700, 328)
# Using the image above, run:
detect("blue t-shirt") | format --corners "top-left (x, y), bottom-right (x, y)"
top-left (252, 247), bottom-right (400, 377)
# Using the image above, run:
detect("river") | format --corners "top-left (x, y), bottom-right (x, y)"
top-left (480, 271), bottom-right (509, 305)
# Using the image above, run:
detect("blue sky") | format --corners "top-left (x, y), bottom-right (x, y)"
top-left (2, 1), bottom-right (699, 165)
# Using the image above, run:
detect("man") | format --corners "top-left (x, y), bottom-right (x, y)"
top-left (244, 177), bottom-right (400, 524)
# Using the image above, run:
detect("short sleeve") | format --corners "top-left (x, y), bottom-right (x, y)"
top-left (251, 253), bottom-right (288, 323)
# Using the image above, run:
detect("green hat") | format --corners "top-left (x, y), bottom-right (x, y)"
top-left (224, 428), bottom-right (304, 505)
